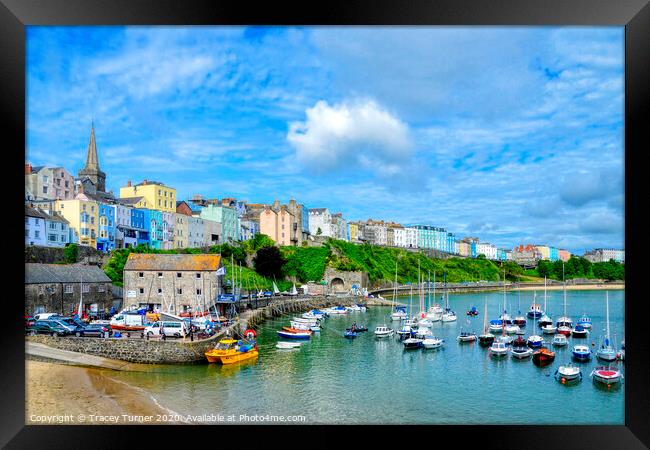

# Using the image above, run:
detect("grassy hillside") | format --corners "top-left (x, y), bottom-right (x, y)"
top-left (103, 238), bottom-right (522, 290)
top-left (281, 239), bottom-right (514, 285)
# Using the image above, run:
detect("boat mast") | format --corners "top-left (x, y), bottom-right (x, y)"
top-left (605, 291), bottom-right (610, 345)
top-left (483, 296), bottom-right (488, 334)
top-left (563, 262), bottom-right (567, 318)
top-left (543, 276), bottom-right (547, 310)
top-left (77, 273), bottom-right (83, 317)
top-left (392, 260), bottom-right (398, 311)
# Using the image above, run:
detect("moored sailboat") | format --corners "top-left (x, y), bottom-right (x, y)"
top-left (596, 292), bottom-right (617, 362)
top-left (478, 297), bottom-right (495, 347)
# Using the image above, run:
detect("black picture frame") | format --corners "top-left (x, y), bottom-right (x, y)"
top-left (2, 0), bottom-right (647, 447)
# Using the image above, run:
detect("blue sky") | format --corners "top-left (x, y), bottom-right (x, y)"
top-left (26, 26), bottom-right (624, 254)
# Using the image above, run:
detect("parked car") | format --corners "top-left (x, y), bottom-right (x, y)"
top-left (75, 323), bottom-right (112, 338)
top-left (143, 321), bottom-right (188, 338)
top-left (50, 317), bottom-right (86, 334)
top-left (28, 320), bottom-right (73, 337)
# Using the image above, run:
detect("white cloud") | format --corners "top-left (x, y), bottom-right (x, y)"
top-left (287, 99), bottom-right (412, 176)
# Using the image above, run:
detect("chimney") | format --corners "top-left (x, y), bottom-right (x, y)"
top-left (143, 179), bottom-right (148, 185)
top-left (25, 164), bottom-right (33, 174)
top-left (127, 180), bottom-right (132, 187)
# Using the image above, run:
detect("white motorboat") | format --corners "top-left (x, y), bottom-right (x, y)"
top-left (555, 264), bottom-right (572, 329)
top-left (572, 345), bottom-right (592, 361)
top-left (326, 306), bottom-right (348, 315)
top-left (442, 310), bottom-right (457, 322)
top-left (556, 363), bottom-right (582, 382)
top-left (418, 318), bottom-right (434, 328)
top-left (489, 341), bottom-right (509, 357)
top-left (596, 292), bottom-right (617, 362)
top-left (590, 366), bottom-right (622, 386)
top-left (527, 308), bottom-right (544, 348)
top-left (416, 326), bottom-right (433, 339)
top-left (552, 334), bottom-right (568, 346)
top-left (504, 324), bottom-right (520, 334)
top-left (374, 325), bottom-right (394, 337)
top-left (511, 341), bottom-right (533, 359)
top-left (497, 334), bottom-right (514, 345)
top-left (541, 324), bottom-right (557, 334)
top-left (276, 341), bottom-right (302, 349)
top-left (489, 320), bottom-right (504, 333)
top-left (391, 310), bottom-right (408, 321)
top-left (346, 304), bottom-right (367, 312)
top-left (422, 336), bottom-right (444, 349)
top-left (292, 317), bottom-right (319, 325)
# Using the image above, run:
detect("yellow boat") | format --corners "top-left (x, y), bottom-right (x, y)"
top-left (205, 339), bottom-right (259, 364)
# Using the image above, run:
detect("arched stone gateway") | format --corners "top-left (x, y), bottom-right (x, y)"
top-left (330, 277), bottom-right (345, 291)
top-left (322, 268), bottom-right (369, 294)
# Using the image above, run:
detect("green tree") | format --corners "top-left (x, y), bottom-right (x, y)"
top-left (253, 246), bottom-right (287, 279)
top-left (63, 243), bottom-right (78, 264)
top-left (537, 260), bottom-right (553, 278)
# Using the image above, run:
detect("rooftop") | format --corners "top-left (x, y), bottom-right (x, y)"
top-left (25, 263), bottom-right (111, 284)
top-left (124, 253), bottom-right (222, 272)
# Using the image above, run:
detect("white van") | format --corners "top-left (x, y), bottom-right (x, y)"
top-left (144, 321), bottom-right (188, 338)
top-left (34, 313), bottom-right (62, 321)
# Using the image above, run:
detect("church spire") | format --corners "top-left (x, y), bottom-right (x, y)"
top-left (84, 122), bottom-right (100, 170)
top-left (78, 122), bottom-right (106, 194)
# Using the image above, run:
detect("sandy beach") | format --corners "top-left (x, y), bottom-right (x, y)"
top-left (26, 360), bottom-right (174, 425)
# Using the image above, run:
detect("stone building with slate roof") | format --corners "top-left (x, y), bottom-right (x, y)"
top-left (122, 253), bottom-right (224, 314)
top-left (25, 263), bottom-right (114, 316)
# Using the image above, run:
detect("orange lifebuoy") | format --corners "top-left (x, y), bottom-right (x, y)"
top-left (244, 328), bottom-right (257, 339)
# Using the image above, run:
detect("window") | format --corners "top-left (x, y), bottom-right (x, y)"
top-left (61, 223), bottom-right (66, 230)
top-left (42, 186), bottom-right (48, 194)
top-left (34, 230), bottom-right (40, 238)
top-left (177, 273), bottom-right (182, 278)
top-left (157, 288), bottom-right (162, 294)
top-left (196, 273), bottom-right (201, 279)
top-left (196, 289), bottom-right (202, 295)
top-left (139, 288), bottom-right (144, 294)
top-left (82, 284), bottom-right (90, 293)
top-left (158, 199), bottom-right (161, 206)
top-left (25, 229), bottom-right (28, 237)
top-left (64, 284), bottom-right (73, 294)
top-left (177, 288), bottom-right (182, 295)
top-left (48, 234), bottom-right (57, 242)
top-left (158, 272), bottom-right (163, 278)
top-left (138, 272), bottom-right (144, 278)
top-left (65, 180), bottom-right (69, 188)
top-left (90, 217), bottom-right (94, 224)
top-left (50, 222), bottom-right (56, 229)
top-left (43, 175), bottom-right (48, 183)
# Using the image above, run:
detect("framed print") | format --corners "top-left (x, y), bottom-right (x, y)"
top-left (2, 0), bottom-right (648, 447)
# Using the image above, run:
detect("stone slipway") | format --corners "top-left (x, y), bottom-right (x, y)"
top-left (26, 341), bottom-right (153, 371)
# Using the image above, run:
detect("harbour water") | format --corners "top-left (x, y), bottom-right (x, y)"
top-left (105, 289), bottom-right (624, 424)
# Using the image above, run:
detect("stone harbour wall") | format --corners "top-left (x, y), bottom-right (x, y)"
top-left (26, 331), bottom-right (225, 364)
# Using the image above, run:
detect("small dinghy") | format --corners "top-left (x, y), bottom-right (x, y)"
top-left (344, 330), bottom-right (357, 339)
top-left (466, 306), bottom-right (479, 316)
top-left (556, 363), bottom-right (582, 382)
top-left (276, 341), bottom-right (302, 349)
top-left (457, 331), bottom-right (477, 342)
top-left (347, 324), bottom-right (368, 332)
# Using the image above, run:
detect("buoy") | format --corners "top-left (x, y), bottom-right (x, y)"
top-left (561, 378), bottom-right (566, 384)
